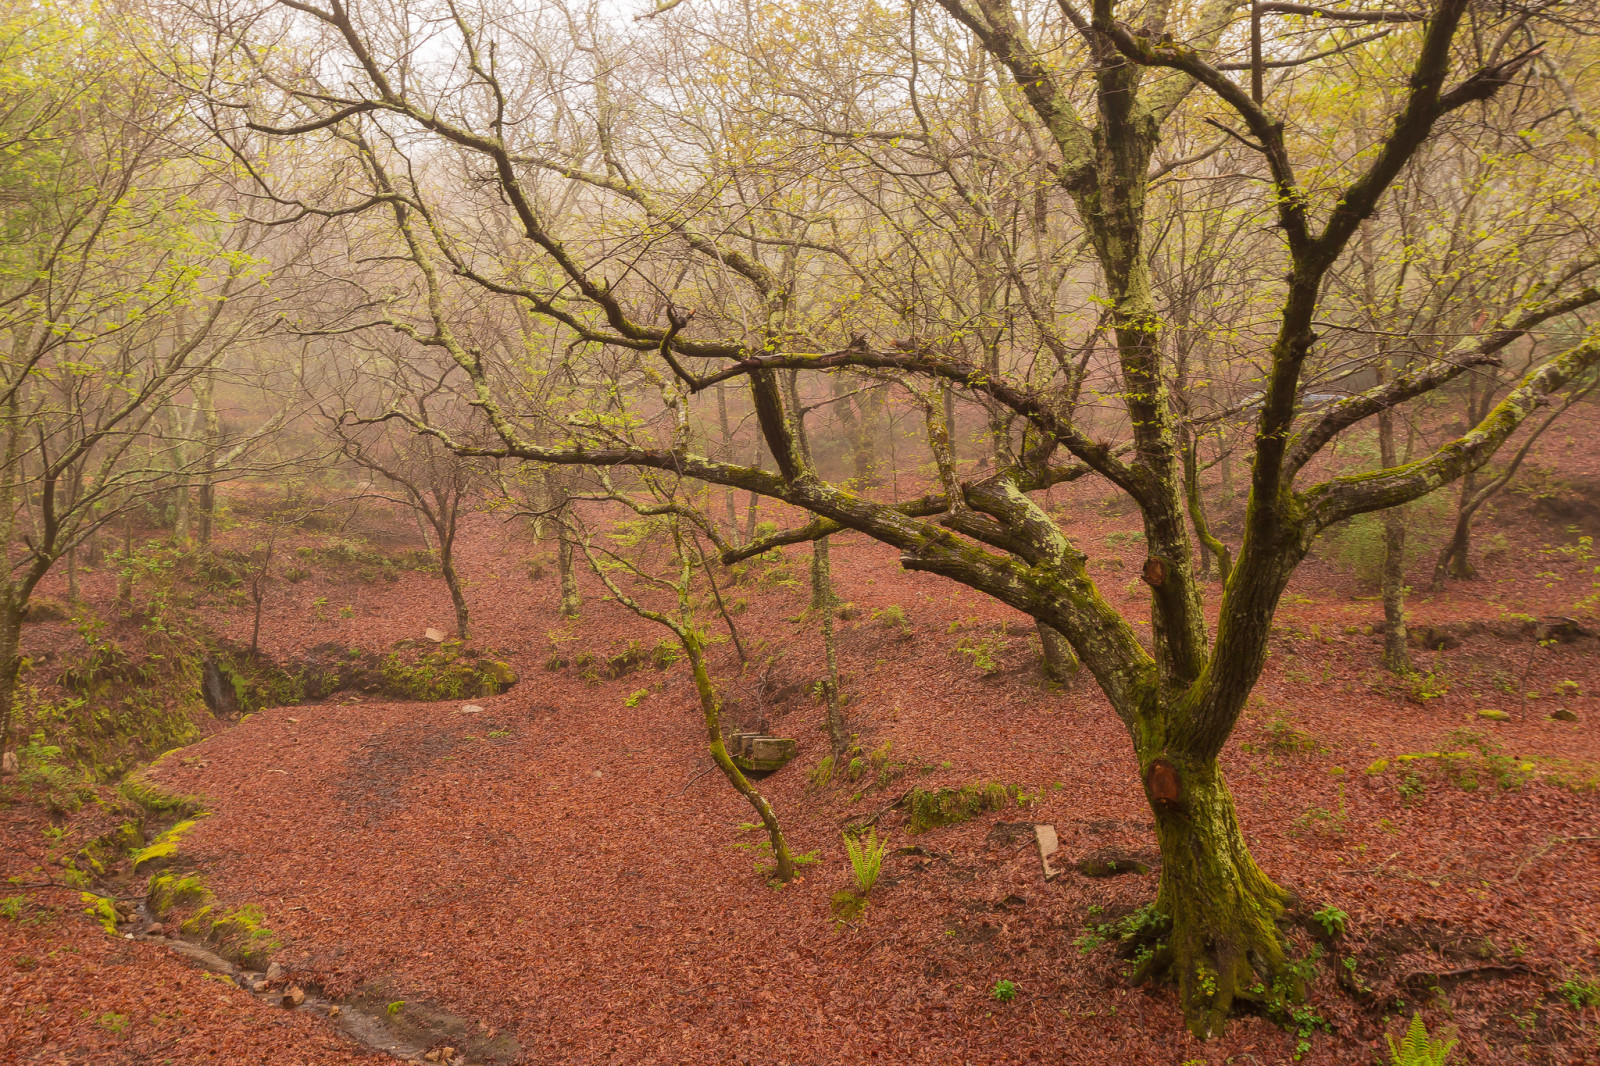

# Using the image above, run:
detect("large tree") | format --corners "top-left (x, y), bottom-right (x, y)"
top-left (200, 0), bottom-right (1600, 1036)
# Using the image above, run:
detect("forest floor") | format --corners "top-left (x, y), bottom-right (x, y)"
top-left (4, 434), bottom-right (1600, 1064)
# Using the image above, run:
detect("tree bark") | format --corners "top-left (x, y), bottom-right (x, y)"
top-left (1376, 407), bottom-right (1409, 673)
top-left (1037, 621), bottom-right (1080, 684)
top-left (0, 599), bottom-right (24, 767)
top-left (556, 526), bottom-right (581, 618)
top-left (440, 540), bottom-right (469, 638)
top-left (1141, 755), bottom-right (1298, 1039)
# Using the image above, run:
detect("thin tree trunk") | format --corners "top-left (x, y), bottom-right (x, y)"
top-left (683, 632), bottom-right (795, 882)
top-left (0, 600), bottom-right (24, 768)
top-left (1378, 404), bottom-right (1409, 674)
top-left (1183, 430), bottom-right (1232, 583)
top-left (556, 524), bottom-right (581, 618)
top-left (810, 536), bottom-right (847, 754)
top-left (716, 384), bottom-right (738, 533)
top-left (440, 539), bottom-right (469, 638)
top-left (195, 372), bottom-right (219, 547)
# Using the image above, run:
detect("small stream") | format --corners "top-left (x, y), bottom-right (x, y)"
top-left (127, 901), bottom-right (448, 1064)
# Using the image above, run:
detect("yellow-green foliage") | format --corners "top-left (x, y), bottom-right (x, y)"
top-left (80, 893), bottom-right (118, 935)
top-left (132, 819), bottom-right (201, 870)
top-left (905, 782), bottom-right (1012, 834)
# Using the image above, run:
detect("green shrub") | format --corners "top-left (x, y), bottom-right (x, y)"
top-left (990, 979), bottom-right (1017, 1002)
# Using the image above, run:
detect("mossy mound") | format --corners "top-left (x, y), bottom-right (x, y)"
top-left (904, 782), bottom-right (1014, 834)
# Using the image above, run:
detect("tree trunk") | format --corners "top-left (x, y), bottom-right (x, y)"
top-left (1037, 621), bottom-right (1080, 685)
top-left (1380, 508), bottom-right (1409, 673)
top-left (811, 536), bottom-right (847, 754)
top-left (716, 384), bottom-right (739, 533)
top-left (556, 526), bottom-right (581, 618)
top-left (1376, 374), bottom-right (1409, 673)
top-left (195, 373), bottom-right (220, 547)
top-left (1142, 755), bottom-right (1298, 1039)
top-left (440, 542), bottom-right (469, 639)
top-left (0, 599), bottom-right (24, 767)
top-left (684, 633), bottom-right (795, 882)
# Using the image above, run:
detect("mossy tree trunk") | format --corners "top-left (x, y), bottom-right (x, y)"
top-left (575, 520), bottom-right (798, 883)
top-left (1140, 754), bottom-right (1297, 1038)
top-left (684, 630), bottom-right (796, 883)
top-left (1036, 621), bottom-right (1080, 685)
top-left (1376, 407), bottom-right (1409, 674)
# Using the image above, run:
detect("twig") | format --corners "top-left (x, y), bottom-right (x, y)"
top-left (676, 762), bottom-right (715, 795)
top-left (841, 789), bottom-right (910, 831)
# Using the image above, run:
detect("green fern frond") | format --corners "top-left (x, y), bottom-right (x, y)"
top-left (1387, 1013), bottom-right (1457, 1066)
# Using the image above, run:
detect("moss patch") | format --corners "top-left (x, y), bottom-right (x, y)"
top-left (904, 782), bottom-right (1013, 834)
top-left (132, 818), bottom-right (202, 871)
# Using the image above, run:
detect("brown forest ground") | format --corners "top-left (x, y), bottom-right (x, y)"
top-left (5, 422), bottom-right (1600, 1064)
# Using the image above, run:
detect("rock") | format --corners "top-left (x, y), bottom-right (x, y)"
top-left (200, 657), bottom-right (239, 716)
top-left (265, 962), bottom-right (285, 984)
top-left (249, 977), bottom-right (270, 993)
top-left (485, 660), bottom-right (518, 688)
top-left (145, 922), bottom-right (165, 937)
top-left (1551, 708), bottom-right (1579, 722)
top-left (728, 735), bottom-right (798, 773)
top-left (1, 750), bottom-right (17, 776)
top-left (1477, 708), bottom-right (1511, 721)
top-left (282, 985), bottom-right (305, 1008)
top-left (114, 900), bottom-right (135, 918)
top-left (424, 628), bottom-right (446, 643)
top-left (1034, 824), bottom-right (1061, 881)
top-left (459, 705), bottom-right (484, 714)
top-left (328, 1005), bottom-right (342, 1018)
top-left (1075, 848), bottom-right (1157, 878)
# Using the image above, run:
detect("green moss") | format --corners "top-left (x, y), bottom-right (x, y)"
top-left (147, 872), bottom-right (211, 916)
top-left (119, 771), bottom-right (204, 817)
top-left (132, 818), bottom-right (201, 871)
top-left (905, 781), bottom-right (1012, 834)
top-left (180, 903), bottom-right (214, 935)
top-left (208, 904), bottom-right (281, 967)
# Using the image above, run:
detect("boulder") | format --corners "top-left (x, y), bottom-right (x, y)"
top-left (1551, 708), bottom-right (1579, 722)
top-left (1, 750), bottom-right (17, 776)
top-left (424, 628), bottom-right (446, 643)
top-left (1477, 708), bottom-right (1511, 721)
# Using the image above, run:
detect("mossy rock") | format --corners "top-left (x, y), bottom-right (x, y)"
top-left (207, 904), bottom-right (281, 967)
top-left (1477, 709), bottom-right (1511, 721)
top-left (147, 871), bottom-right (211, 916)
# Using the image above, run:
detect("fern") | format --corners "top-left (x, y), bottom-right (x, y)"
top-left (1387, 1013), bottom-right (1457, 1066)
top-left (842, 827), bottom-right (888, 896)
